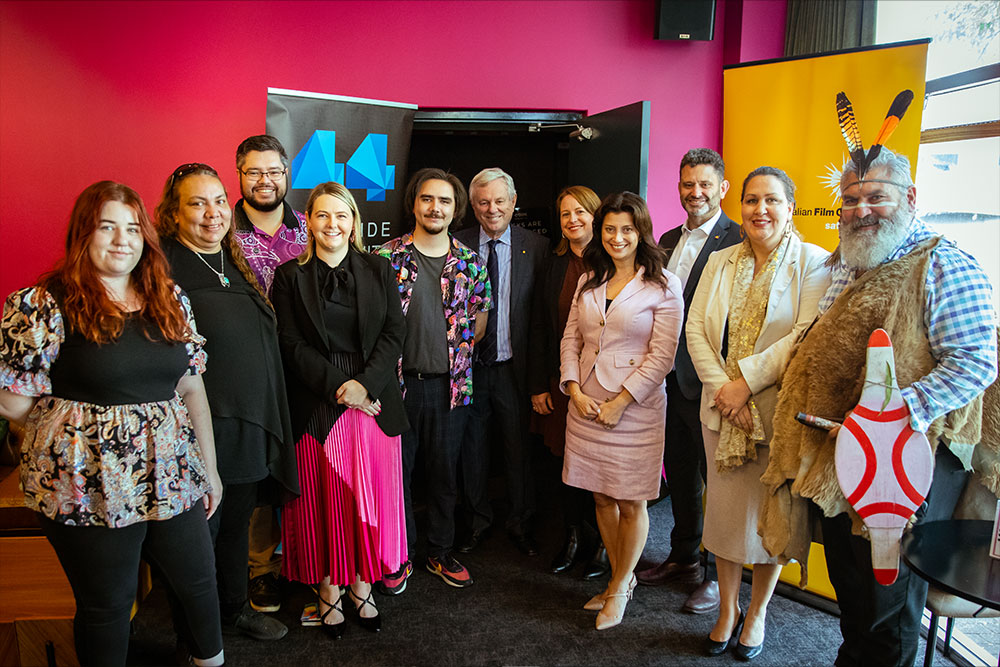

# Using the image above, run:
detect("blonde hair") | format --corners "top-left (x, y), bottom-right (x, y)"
top-left (298, 182), bottom-right (365, 264)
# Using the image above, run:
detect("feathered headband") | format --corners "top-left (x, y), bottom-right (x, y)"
top-left (835, 89), bottom-right (914, 180)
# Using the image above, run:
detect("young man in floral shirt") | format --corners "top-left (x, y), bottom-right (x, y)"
top-left (376, 167), bottom-right (491, 591)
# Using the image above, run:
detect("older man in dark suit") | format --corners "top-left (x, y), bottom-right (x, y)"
top-left (636, 149), bottom-right (742, 614)
top-left (456, 167), bottom-right (549, 556)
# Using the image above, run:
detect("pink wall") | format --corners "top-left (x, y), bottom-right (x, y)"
top-left (738, 0), bottom-right (789, 63)
top-left (0, 0), bottom-right (786, 297)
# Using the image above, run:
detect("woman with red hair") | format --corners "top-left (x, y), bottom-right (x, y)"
top-left (0, 181), bottom-right (224, 666)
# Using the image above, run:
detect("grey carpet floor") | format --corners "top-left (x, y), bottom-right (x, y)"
top-left (128, 480), bottom-right (954, 666)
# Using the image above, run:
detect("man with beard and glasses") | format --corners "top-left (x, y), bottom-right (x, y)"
top-left (232, 135), bottom-right (308, 615)
top-left (636, 149), bottom-right (741, 615)
top-left (233, 134), bottom-right (308, 294)
top-left (760, 147), bottom-right (997, 667)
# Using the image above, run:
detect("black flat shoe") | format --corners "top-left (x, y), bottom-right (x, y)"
top-left (703, 611), bottom-right (744, 656)
top-left (550, 525), bottom-right (581, 573)
top-left (317, 593), bottom-right (345, 640)
top-left (347, 587), bottom-right (381, 633)
top-left (582, 543), bottom-right (611, 580)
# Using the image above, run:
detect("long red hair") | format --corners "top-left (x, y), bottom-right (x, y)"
top-left (39, 181), bottom-right (191, 344)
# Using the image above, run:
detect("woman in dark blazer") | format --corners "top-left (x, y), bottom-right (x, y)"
top-left (272, 182), bottom-right (408, 638)
top-left (528, 185), bottom-right (608, 578)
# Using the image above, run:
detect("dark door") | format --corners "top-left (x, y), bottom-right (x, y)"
top-left (567, 101), bottom-right (651, 199)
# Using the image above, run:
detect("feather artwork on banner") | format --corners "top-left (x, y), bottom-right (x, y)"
top-left (835, 89), bottom-right (915, 179)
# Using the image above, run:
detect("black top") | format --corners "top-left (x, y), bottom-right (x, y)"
top-left (403, 248), bottom-right (449, 374)
top-left (50, 315), bottom-right (189, 405)
top-left (162, 237), bottom-right (298, 496)
top-left (316, 258), bottom-right (361, 354)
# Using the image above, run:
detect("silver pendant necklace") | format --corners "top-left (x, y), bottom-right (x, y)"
top-left (194, 249), bottom-right (230, 287)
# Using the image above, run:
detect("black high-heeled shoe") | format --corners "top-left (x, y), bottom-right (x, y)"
top-left (550, 524), bottom-right (581, 574)
top-left (317, 593), bottom-right (345, 640)
top-left (703, 611), bottom-right (744, 656)
top-left (347, 587), bottom-right (382, 633)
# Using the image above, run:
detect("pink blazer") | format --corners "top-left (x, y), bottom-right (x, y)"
top-left (560, 267), bottom-right (683, 406)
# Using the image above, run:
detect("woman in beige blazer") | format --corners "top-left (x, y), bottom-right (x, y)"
top-left (686, 167), bottom-right (830, 659)
top-left (560, 191), bottom-right (683, 630)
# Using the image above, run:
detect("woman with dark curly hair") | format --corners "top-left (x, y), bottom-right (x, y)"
top-left (156, 163), bottom-right (298, 643)
top-left (0, 181), bottom-right (224, 666)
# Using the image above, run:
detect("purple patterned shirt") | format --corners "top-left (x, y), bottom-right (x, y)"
top-left (233, 200), bottom-right (308, 295)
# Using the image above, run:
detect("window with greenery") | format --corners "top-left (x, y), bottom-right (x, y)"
top-left (876, 1), bottom-right (999, 313)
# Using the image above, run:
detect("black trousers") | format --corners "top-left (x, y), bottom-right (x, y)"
top-left (401, 374), bottom-right (469, 560)
top-left (461, 361), bottom-right (534, 535)
top-left (821, 444), bottom-right (969, 667)
top-left (208, 480), bottom-right (258, 612)
top-left (663, 373), bottom-right (714, 577)
top-left (40, 507), bottom-right (222, 666)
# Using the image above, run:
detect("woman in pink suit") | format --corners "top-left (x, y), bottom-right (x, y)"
top-left (560, 191), bottom-right (684, 630)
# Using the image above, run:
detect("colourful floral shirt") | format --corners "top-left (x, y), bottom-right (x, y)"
top-left (376, 234), bottom-right (491, 408)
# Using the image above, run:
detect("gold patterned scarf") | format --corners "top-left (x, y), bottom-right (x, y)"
top-left (716, 227), bottom-right (793, 472)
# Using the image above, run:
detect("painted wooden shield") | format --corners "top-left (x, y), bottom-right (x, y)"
top-left (835, 329), bottom-right (934, 585)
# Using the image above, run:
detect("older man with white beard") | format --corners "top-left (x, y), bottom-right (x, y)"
top-left (760, 147), bottom-right (997, 667)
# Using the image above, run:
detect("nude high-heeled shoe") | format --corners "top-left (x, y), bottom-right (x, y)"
top-left (595, 586), bottom-right (633, 630)
top-left (584, 573), bottom-right (636, 611)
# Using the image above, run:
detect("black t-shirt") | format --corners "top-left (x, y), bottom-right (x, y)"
top-left (49, 315), bottom-right (189, 405)
top-left (402, 247), bottom-right (449, 374)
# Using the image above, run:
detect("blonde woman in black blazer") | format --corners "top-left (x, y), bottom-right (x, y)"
top-left (272, 182), bottom-right (408, 638)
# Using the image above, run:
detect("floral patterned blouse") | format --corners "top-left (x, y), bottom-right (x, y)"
top-left (0, 285), bottom-right (212, 528)
top-left (376, 234), bottom-right (491, 408)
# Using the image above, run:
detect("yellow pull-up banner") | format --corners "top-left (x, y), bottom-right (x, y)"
top-left (722, 40), bottom-right (929, 251)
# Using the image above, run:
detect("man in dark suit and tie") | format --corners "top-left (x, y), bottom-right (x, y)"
top-left (455, 167), bottom-right (549, 556)
top-left (636, 149), bottom-right (742, 614)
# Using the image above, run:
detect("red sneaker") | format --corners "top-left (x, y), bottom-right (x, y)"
top-left (375, 560), bottom-right (412, 596)
top-left (426, 554), bottom-right (474, 588)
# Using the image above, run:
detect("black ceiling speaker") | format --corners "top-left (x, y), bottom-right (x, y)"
top-left (655, 0), bottom-right (716, 41)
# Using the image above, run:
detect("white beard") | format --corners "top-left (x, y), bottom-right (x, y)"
top-left (839, 207), bottom-right (913, 271)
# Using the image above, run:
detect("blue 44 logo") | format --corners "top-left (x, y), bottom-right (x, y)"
top-left (291, 130), bottom-right (395, 201)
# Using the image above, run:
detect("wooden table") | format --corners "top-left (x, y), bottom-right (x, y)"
top-left (0, 466), bottom-right (78, 667)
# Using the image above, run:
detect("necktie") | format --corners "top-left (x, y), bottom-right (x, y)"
top-left (479, 239), bottom-right (499, 363)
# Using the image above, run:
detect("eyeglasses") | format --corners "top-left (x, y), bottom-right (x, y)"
top-left (240, 168), bottom-right (286, 182)
top-left (169, 163), bottom-right (217, 188)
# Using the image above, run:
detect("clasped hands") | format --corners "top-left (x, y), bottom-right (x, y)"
top-left (336, 379), bottom-right (381, 417)
top-left (713, 378), bottom-right (754, 432)
top-left (567, 381), bottom-right (629, 430)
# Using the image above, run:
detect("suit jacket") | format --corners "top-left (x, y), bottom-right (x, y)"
top-left (454, 224), bottom-right (548, 393)
top-left (685, 236), bottom-right (831, 431)
top-left (271, 249), bottom-right (409, 439)
top-left (560, 268), bottom-right (684, 407)
top-left (527, 251), bottom-right (571, 396)
top-left (658, 211), bottom-right (743, 401)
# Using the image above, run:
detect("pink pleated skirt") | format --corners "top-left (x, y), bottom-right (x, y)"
top-left (281, 407), bottom-right (406, 586)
